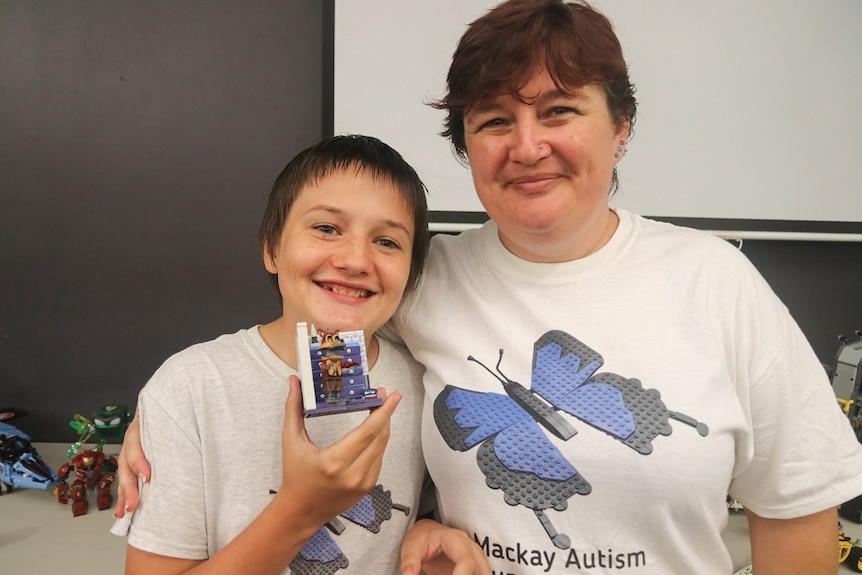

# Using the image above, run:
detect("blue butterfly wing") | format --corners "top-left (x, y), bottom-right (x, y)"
top-left (290, 526), bottom-right (349, 575)
top-left (579, 372), bottom-right (674, 454)
top-left (494, 418), bottom-right (576, 480)
top-left (435, 383), bottom-right (591, 512)
top-left (291, 484), bottom-right (409, 575)
top-left (531, 330), bottom-right (678, 454)
top-left (479, 417), bottom-right (591, 511)
top-left (340, 484), bottom-right (409, 533)
top-left (531, 331), bottom-right (604, 398)
top-left (530, 330), bottom-right (634, 435)
top-left (434, 385), bottom-right (531, 450)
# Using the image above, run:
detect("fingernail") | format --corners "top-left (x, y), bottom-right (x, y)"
top-left (139, 474), bottom-right (148, 484)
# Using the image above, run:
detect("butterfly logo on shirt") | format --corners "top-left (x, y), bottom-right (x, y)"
top-left (434, 330), bottom-right (709, 549)
top-left (287, 484), bottom-right (410, 575)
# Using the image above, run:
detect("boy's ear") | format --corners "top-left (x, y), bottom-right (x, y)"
top-left (263, 243), bottom-right (278, 274)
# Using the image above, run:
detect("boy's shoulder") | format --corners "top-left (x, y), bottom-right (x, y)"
top-left (149, 328), bottom-right (256, 384)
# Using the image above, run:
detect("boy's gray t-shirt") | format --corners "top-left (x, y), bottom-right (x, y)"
top-left (112, 326), bottom-right (426, 575)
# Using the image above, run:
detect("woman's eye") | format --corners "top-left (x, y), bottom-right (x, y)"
top-left (314, 224), bottom-right (337, 235)
top-left (481, 118), bottom-right (506, 130)
top-left (549, 106), bottom-right (575, 117)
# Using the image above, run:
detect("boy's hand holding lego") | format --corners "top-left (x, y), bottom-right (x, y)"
top-left (400, 518), bottom-right (492, 575)
top-left (274, 375), bottom-right (400, 529)
top-left (115, 375), bottom-right (400, 530)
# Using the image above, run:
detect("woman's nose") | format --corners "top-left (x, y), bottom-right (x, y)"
top-left (508, 125), bottom-right (551, 165)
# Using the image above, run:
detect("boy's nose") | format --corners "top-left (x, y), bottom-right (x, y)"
top-left (332, 238), bottom-right (371, 274)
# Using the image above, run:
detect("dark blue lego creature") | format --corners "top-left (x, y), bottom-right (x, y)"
top-left (0, 410), bottom-right (58, 494)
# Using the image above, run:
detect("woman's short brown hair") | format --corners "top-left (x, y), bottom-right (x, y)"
top-left (431, 0), bottom-right (637, 164)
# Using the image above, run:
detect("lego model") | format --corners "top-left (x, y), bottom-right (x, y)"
top-left (53, 404), bottom-right (128, 516)
top-left (843, 494), bottom-right (862, 523)
top-left (840, 525), bottom-right (862, 572)
top-left (55, 448), bottom-right (118, 516)
top-left (66, 404), bottom-right (132, 458)
top-left (831, 330), bottom-right (862, 443)
top-left (296, 322), bottom-right (384, 417)
top-left (434, 330), bottom-right (709, 549)
top-left (0, 416), bottom-right (58, 494)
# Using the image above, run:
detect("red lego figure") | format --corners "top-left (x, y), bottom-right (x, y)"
top-left (55, 448), bottom-right (117, 517)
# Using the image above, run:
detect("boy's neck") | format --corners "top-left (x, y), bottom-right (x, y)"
top-left (258, 318), bottom-right (298, 370)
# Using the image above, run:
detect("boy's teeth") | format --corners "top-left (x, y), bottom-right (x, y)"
top-left (328, 284), bottom-right (369, 298)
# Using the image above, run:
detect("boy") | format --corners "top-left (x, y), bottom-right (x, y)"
top-left (112, 135), bottom-right (482, 575)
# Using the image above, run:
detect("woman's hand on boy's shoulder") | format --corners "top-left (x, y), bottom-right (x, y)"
top-left (114, 409), bottom-right (150, 518)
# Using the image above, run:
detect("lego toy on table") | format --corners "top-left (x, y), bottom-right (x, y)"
top-left (54, 405), bottom-right (131, 517)
top-left (0, 442), bottom-right (127, 575)
top-left (0, 409), bottom-right (58, 494)
top-left (832, 330), bottom-right (862, 442)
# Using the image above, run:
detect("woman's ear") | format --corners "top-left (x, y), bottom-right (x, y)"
top-left (614, 120), bottom-right (631, 146)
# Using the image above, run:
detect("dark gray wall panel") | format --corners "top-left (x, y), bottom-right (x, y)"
top-left (1, 1), bottom-right (324, 441)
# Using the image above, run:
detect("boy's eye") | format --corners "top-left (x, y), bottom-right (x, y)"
top-left (376, 238), bottom-right (402, 249)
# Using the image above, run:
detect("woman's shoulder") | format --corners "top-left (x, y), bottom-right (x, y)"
top-left (627, 211), bottom-right (750, 263)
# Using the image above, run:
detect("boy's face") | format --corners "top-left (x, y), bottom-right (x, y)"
top-left (264, 168), bottom-right (414, 337)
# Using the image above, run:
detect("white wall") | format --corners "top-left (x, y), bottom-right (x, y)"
top-left (334, 1), bottom-right (862, 233)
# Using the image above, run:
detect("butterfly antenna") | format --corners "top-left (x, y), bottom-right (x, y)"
top-left (466, 350), bottom-right (509, 388)
top-left (668, 410), bottom-right (710, 437)
top-left (493, 349), bottom-right (516, 383)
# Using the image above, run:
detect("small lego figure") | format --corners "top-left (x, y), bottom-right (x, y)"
top-left (55, 448), bottom-right (117, 517)
top-left (295, 322), bottom-right (383, 416)
top-left (67, 404), bottom-right (132, 458)
top-left (319, 330), bottom-right (346, 403)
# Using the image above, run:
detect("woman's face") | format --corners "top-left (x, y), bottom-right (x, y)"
top-left (264, 168), bottom-right (414, 339)
top-left (463, 69), bottom-right (628, 263)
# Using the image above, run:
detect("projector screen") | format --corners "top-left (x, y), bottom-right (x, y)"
top-left (333, 1), bottom-right (862, 238)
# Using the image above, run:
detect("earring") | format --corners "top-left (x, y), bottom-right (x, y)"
top-left (614, 140), bottom-right (627, 159)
